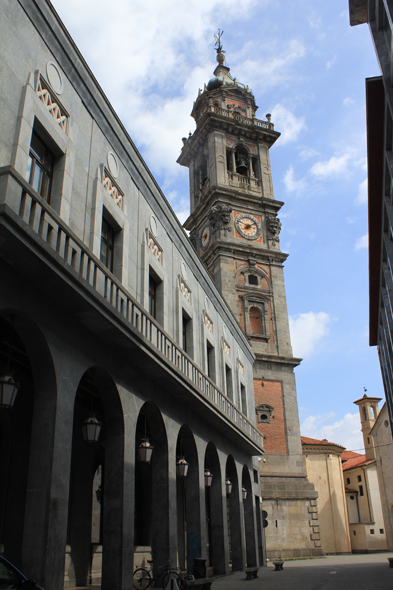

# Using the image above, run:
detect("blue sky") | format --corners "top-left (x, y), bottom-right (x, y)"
top-left (50, 0), bottom-right (383, 452)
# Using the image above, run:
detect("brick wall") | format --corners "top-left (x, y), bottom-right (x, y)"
top-left (254, 379), bottom-right (287, 455)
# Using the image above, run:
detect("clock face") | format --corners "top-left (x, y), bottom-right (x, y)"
top-left (201, 224), bottom-right (211, 249)
top-left (235, 214), bottom-right (261, 240)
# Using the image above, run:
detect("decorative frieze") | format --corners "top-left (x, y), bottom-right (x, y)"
top-left (238, 360), bottom-right (244, 375)
top-left (36, 76), bottom-right (68, 131)
top-left (204, 312), bottom-right (213, 333)
top-left (223, 340), bottom-right (230, 356)
top-left (147, 232), bottom-right (163, 263)
top-left (180, 277), bottom-right (191, 303)
top-left (103, 168), bottom-right (123, 207)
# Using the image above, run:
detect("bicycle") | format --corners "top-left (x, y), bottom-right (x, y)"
top-left (133, 558), bottom-right (181, 589)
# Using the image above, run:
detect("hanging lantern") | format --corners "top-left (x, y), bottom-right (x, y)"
top-left (82, 416), bottom-right (102, 443)
top-left (242, 487), bottom-right (247, 501)
top-left (137, 438), bottom-right (154, 464)
top-left (225, 478), bottom-right (233, 495)
top-left (176, 456), bottom-right (189, 479)
top-left (0, 372), bottom-right (19, 409)
top-left (204, 469), bottom-right (213, 487)
top-left (95, 484), bottom-right (102, 504)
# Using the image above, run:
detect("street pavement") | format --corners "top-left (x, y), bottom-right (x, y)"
top-left (212, 553), bottom-right (393, 590)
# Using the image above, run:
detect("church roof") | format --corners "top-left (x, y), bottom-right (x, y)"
top-left (341, 452), bottom-right (374, 471)
top-left (301, 436), bottom-right (345, 449)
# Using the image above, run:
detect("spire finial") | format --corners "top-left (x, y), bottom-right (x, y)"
top-left (214, 29), bottom-right (225, 65)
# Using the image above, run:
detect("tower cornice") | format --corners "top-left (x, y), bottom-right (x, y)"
top-left (177, 109), bottom-right (280, 167)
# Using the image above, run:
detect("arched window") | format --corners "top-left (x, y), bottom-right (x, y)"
top-left (249, 306), bottom-right (263, 334)
top-left (235, 146), bottom-right (249, 176)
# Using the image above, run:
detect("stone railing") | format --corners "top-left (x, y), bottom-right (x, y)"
top-left (0, 166), bottom-right (263, 452)
top-left (227, 171), bottom-right (262, 191)
top-left (210, 106), bottom-right (274, 130)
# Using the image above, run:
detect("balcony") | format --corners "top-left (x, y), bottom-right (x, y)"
top-left (0, 166), bottom-right (264, 455)
top-left (227, 171), bottom-right (262, 193)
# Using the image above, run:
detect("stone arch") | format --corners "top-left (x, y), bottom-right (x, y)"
top-left (67, 366), bottom-right (124, 590)
top-left (204, 442), bottom-right (225, 575)
top-left (234, 265), bottom-right (271, 291)
top-left (234, 144), bottom-right (249, 176)
top-left (242, 465), bottom-right (257, 567)
top-left (0, 310), bottom-right (57, 584)
top-left (135, 401), bottom-right (169, 575)
top-left (225, 455), bottom-right (243, 571)
top-left (176, 425), bottom-right (201, 569)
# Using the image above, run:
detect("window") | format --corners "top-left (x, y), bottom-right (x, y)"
top-left (225, 364), bottom-right (233, 401)
top-left (240, 383), bottom-right (247, 416)
top-left (380, 529), bottom-right (384, 534)
top-left (206, 341), bottom-right (215, 382)
top-left (353, 530), bottom-right (357, 536)
top-left (253, 469), bottom-right (259, 484)
top-left (149, 274), bottom-right (157, 318)
top-left (359, 485), bottom-right (364, 496)
top-left (346, 477), bottom-right (350, 485)
top-left (256, 404), bottom-right (274, 424)
top-left (100, 217), bottom-right (115, 272)
top-left (182, 311), bottom-right (193, 357)
top-left (358, 475), bottom-right (362, 482)
top-left (26, 131), bottom-right (54, 202)
top-left (248, 274), bottom-right (258, 286)
top-left (235, 145), bottom-right (249, 176)
top-left (370, 529), bottom-right (375, 535)
top-left (249, 306), bottom-right (263, 334)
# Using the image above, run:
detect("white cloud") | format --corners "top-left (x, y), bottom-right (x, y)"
top-left (355, 178), bottom-right (368, 205)
top-left (355, 234), bottom-right (368, 250)
top-left (301, 412), bottom-right (364, 452)
top-left (310, 153), bottom-right (351, 179)
top-left (343, 97), bottom-right (355, 107)
top-left (299, 146), bottom-right (320, 160)
top-left (283, 165), bottom-right (308, 196)
top-left (289, 311), bottom-right (331, 357)
top-left (271, 104), bottom-right (306, 145)
top-left (346, 216), bottom-right (357, 224)
top-left (326, 55), bottom-right (337, 69)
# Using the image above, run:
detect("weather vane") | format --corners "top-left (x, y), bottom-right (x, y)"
top-left (214, 29), bottom-right (225, 54)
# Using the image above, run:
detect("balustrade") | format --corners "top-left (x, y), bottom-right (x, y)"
top-left (0, 166), bottom-right (263, 451)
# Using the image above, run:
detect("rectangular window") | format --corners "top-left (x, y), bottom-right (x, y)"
top-left (100, 217), bottom-right (115, 272)
top-left (353, 530), bottom-right (356, 536)
top-left (225, 364), bottom-right (233, 401)
top-left (26, 131), bottom-right (54, 202)
top-left (206, 341), bottom-right (215, 382)
top-left (240, 383), bottom-right (247, 416)
top-left (359, 485), bottom-right (364, 496)
top-left (358, 475), bottom-right (362, 482)
top-left (370, 529), bottom-right (375, 534)
top-left (182, 311), bottom-right (192, 358)
top-left (380, 529), bottom-right (384, 534)
top-left (346, 477), bottom-right (350, 485)
top-left (149, 274), bottom-right (157, 319)
top-left (253, 468), bottom-right (259, 484)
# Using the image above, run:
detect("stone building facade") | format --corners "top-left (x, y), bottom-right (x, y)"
top-left (348, 0), bottom-right (393, 435)
top-left (301, 437), bottom-right (351, 555)
top-left (0, 2), bottom-right (265, 589)
top-left (178, 39), bottom-right (321, 559)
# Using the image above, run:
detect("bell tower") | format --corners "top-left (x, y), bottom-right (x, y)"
top-left (178, 32), bottom-right (322, 559)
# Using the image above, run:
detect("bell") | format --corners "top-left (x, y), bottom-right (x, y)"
top-left (236, 157), bottom-right (248, 176)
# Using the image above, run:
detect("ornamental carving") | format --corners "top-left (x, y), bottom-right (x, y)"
top-left (103, 168), bottom-right (123, 207)
top-left (204, 312), bottom-right (213, 333)
top-left (255, 404), bottom-right (274, 424)
top-left (208, 203), bottom-right (232, 233)
top-left (147, 233), bottom-right (162, 263)
top-left (238, 360), bottom-right (244, 375)
top-left (266, 215), bottom-right (282, 241)
top-left (223, 340), bottom-right (230, 356)
top-left (189, 229), bottom-right (197, 248)
top-left (180, 277), bottom-right (191, 303)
